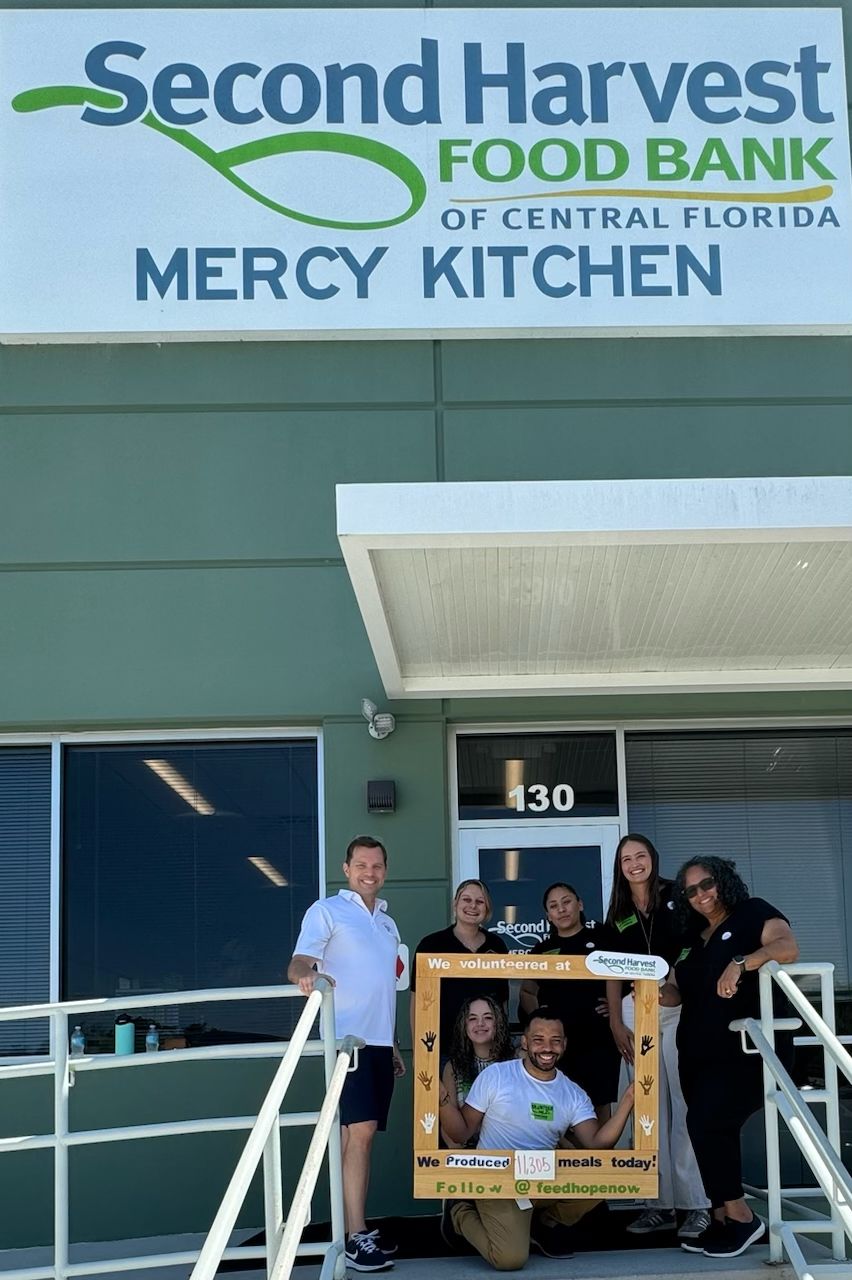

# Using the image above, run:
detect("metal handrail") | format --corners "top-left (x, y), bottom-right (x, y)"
top-left (0, 981), bottom-right (348, 1280)
top-left (191, 981), bottom-right (330, 1278)
top-left (770, 967), bottom-right (852, 1086)
top-left (731, 960), bottom-right (852, 1277)
top-left (0, 982), bottom-right (305, 1021)
top-left (190, 979), bottom-right (354, 1280)
top-left (266, 1034), bottom-right (360, 1280)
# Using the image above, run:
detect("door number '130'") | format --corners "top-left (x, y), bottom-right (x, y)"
top-left (507, 784), bottom-right (575, 813)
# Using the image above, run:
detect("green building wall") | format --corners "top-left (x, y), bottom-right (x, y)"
top-left (1, 0), bottom-right (852, 1253)
top-left (2, 331), bottom-right (851, 1248)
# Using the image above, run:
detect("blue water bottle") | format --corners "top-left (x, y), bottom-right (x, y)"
top-left (114, 1014), bottom-right (134, 1055)
top-left (145, 1024), bottom-right (160, 1053)
top-left (70, 1025), bottom-right (86, 1058)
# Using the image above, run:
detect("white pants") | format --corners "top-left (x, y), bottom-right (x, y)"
top-left (622, 994), bottom-right (708, 1211)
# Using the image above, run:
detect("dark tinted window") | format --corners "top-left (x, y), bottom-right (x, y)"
top-left (63, 740), bottom-right (319, 1047)
top-left (458, 733), bottom-right (618, 820)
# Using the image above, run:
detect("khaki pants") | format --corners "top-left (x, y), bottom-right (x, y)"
top-left (452, 1197), bottom-right (599, 1271)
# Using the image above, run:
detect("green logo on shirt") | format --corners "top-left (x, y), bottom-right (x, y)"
top-left (616, 914), bottom-right (638, 932)
top-left (676, 946), bottom-right (692, 963)
top-left (530, 1102), bottom-right (554, 1121)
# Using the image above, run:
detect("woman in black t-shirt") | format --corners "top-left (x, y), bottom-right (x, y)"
top-left (603, 834), bottom-right (708, 1239)
top-left (410, 879), bottom-right (509, 1051)
top-left (520, 881), bottom-right (619, 1120)
top-left (664, 856), bottom-right (799, 1261)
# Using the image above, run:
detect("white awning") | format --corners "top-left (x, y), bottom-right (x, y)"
top-left (336, 477), bottom-right (852, 699)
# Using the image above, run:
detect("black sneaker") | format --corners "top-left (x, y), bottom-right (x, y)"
top-left (702, 1215), bottom-right (766, 1258)
top-left (530, 1221), bottom-right (576, 1259)
top-left (681, 1219), bottom-right (727, 1254)
top-left (365, 1228), bottom-right (398, 1257)
top-left (344, 1232), bottom-right (394, 1271)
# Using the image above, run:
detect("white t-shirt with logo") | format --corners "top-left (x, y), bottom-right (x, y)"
top-left (465, 1058), bottom-right (596, 1150)
top-left (293, 890), bottom-right (400, 1045)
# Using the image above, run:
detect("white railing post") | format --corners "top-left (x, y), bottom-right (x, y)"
top-left (189, 980), bottom-right (331, 1280)
top-left (263, 1123), bottom-right (285, 1275)
top-left (53, 1009), bottom-right (70, 1280)
top-left (320, 984), bottom-right (345, 1279)
top-left (741, 961), bottom-right (852, 1278)
top-left (817, 966), bottom-right (845, 1261)
top-left (759, 967), bottom-right (784, 1264)
top-left (269, 1039), bottom-right (360, 1280)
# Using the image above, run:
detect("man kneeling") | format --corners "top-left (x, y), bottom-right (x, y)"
top-left (438, 1008), bottom-right (634, 1271)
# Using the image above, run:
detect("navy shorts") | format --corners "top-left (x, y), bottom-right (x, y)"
top-left (339, 1045), bottom-right (394, 1130)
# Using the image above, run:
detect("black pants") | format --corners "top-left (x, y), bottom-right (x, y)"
top-left (679, 1055), bottom-right (765, 1210)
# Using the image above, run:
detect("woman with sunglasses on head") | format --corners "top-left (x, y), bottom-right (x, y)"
top-left (662, 857), bottom-right (798, 1260)
top-left (519, 882), bottom-right (619, 1122)
top-left (602, 834), bottom-right (709, 1242)
top-left (440, 995), bottom-right (515, 1146)
top-left (410, 879), bottom-right (509, 1051)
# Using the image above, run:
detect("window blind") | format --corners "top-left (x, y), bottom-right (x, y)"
top-left (625, 730), bottom-right (852, 989)
top-left (0, 748), bottom-right (51, 1054)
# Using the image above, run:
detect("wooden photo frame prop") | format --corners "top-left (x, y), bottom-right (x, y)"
top-left (413, 951), bottom-right (661, 1200)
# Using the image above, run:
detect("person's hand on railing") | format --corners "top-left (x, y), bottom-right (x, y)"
top-left (717, 959), bottom-right (745, 1000)
top-left (287, 954), bottom-right (336, 996)
top-left (291, 967), bottom-right (335, 998)
top-left (297, 970), bottom-right (335, 996)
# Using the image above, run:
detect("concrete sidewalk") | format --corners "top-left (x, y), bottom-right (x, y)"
top-left (0, 1233), bottom-right (806, 1280)
top-left (386, 1249), bottom-right (796, 1280)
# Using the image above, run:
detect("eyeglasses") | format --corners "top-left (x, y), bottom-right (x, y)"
top-left (684, 875), bottom-right (716, 900)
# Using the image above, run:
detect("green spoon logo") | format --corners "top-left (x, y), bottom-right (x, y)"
top-left (12, 85), bottom-right (427, 231)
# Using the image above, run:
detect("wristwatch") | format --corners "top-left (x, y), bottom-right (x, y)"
top-left (733, 954), bottom-right (747, 975)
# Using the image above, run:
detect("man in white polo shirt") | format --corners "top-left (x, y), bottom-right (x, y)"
top-left (289, 835), bottom-right (404, 1273)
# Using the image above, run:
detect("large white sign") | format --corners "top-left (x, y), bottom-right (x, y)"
top-left (1, 8), bottom-right (851, 340)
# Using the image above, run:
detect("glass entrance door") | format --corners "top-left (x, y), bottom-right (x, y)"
top-left (458, 823), bottom-right (620, 953)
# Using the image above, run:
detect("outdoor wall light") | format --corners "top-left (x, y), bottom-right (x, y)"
top-left (361, 697), bottom-right (396, 740)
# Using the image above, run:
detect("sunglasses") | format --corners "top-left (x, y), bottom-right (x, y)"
top-left (684, 875), bottom-right (716, 899)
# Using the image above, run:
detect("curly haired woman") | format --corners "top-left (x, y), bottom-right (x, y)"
top-left (663, 856), bottom-right (799, 1261)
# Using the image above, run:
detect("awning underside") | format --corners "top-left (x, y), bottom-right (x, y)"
top-left (337, 479), bottom-right (852, 699)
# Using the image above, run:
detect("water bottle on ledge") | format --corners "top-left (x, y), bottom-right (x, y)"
top-left (70, 1025), bottom-right (86, 1058)
top-left (145, 1024), bottom-right (160, 1053)
top-left (114, 1014), bottom-right (134, 1055)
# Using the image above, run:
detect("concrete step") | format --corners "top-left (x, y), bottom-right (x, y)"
top-left (0, 1232), bottom-right (810, 1280)
top-left (215, 1242), bottom-right (799, 1280)
top-left (387, 1248), bottom-right (796, 1279)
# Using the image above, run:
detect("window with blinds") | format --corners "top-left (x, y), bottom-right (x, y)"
top-left (0, 747), bottom-right (51, 1054)
top-left (63, 739), bottom-right (320, 1047)
top-left (625, 730), bottom-right (852, 990)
